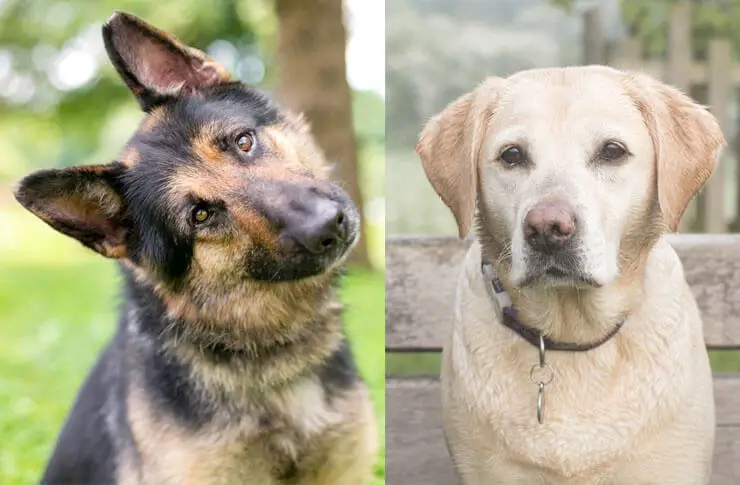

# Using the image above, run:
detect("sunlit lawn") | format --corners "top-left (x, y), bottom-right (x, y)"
top-left (0, 200), bottom-right (385, 485)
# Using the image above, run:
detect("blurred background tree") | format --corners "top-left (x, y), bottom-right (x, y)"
top-left (276, 0), bottom-right (370, 266)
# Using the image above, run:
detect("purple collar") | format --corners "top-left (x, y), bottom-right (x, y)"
top-left (481, 261), bottom-right (625, 352)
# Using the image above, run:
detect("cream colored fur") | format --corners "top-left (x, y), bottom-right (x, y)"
top-left (417, 66), bottom-right (724, 484)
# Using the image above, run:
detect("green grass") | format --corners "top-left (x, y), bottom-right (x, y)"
top-left (339, 269), bottom-right (386, 484)
top-left (0, 201), bottom-right (385, 485)
top-left (387, 351), bottom-right (740, 377)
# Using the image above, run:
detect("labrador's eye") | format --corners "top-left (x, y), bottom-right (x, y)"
top-left (192, 207), bottom-right (211, 225)
top-left (600, 141), bottom-right (628, 162)
top-left (499, 146), bottom-right (525, 167)
top-left (236, 132), bottom-right (255, 153)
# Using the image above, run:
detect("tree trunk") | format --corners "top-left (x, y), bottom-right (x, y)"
top-left (274, 0), bottom-right (370, 268)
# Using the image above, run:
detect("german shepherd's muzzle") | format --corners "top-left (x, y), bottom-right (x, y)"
top-left (15, 11), bottom-right (377, 485)
top-left (246, 177), bottom-right (359, 281)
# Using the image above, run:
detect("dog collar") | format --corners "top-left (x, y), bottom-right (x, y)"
top-left (480, 260), bottom-right (626, 352)
top-left (481, 259), bottom-right (626, 424)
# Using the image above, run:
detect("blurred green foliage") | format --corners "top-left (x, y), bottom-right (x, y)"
top-left (618, 0), bottom-right (740, 61)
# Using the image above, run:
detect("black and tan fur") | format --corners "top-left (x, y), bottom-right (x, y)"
top-left (15, 12), bottom-right (377, 485)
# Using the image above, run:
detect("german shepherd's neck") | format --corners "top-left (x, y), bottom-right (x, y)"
top-left (121, 266), bottom-right (351, 409)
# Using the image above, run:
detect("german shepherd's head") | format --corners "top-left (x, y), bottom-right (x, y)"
top-left (14, 13), bottom-right (359, 333)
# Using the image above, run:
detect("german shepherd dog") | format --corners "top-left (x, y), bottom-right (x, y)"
top-left (14, 12), bottom-right (377, 485)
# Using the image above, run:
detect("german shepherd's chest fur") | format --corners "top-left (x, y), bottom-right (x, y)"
top-left (62, 269), bottom-right (375, 485)
top-left (124, 378), bottom-right (345, 485)
top-left (16, 11), bottom-right (376, 485)
top-left (110, 273), bottom-right (374, 485)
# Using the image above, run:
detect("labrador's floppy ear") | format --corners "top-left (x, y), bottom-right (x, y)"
top-left (416, 77), bottom-right (505, 239)
top-left (625, 72), bottom-right (725, 232)
top-left (103, 12), bottom-right (232, 111)
top-left (14, 163), bottom-right (129, 259)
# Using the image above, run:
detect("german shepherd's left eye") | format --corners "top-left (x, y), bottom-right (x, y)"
top-left (192, 207), bottom-right (212, 225)
top-left (236, 132), bottom-right (255, 153)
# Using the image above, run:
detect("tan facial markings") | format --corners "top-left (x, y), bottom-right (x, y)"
top-left (262, 127), bottom-right (301, 166)
top-left (166, 162), bottom-right (278, 246)
top-left (228, 201), bottom-right (275, 249)
top-left (192, 134), bottom-right (226, 166)
top-left (190, 238), bottom-right (251, 291)
top-left (192, 121), bottom-right (230, 165)
top-left (264, 117), bottom-right (331, 179)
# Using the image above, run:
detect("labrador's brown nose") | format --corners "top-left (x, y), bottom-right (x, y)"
top-left (524, 200), bottom-right (577, 254)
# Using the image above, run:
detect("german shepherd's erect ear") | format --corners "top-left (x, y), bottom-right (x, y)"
top-left (102, 11), bottom-right (232, 111)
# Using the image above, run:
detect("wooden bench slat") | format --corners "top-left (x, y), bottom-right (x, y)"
top-left (386, 376), bottom-right (740, 485)
top-left (386, 377), bottom-right (460, 485)
top-left (386, 235), bottom-right (740, 350)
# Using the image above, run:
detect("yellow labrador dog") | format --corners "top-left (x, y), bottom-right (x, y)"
top-left (416, 66), bottom-right (724, 484)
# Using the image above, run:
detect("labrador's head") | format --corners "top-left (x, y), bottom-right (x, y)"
top-left (417, 66), bottom-right (724, 289)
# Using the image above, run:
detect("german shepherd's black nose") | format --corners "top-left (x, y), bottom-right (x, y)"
top-left (289, 198), bottom-right (347, 254)
top-left (249, 178), bottom-right (357, 264)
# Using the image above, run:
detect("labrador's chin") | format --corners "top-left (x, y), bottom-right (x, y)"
top-left (517, 265), bottom-right (604, 289)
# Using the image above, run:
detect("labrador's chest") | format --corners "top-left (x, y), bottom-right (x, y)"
top-left (444, 309), bottom-right (698, 481)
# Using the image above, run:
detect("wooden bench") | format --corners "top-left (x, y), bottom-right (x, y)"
top-left (386, 234), bottom-right (740, 484)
